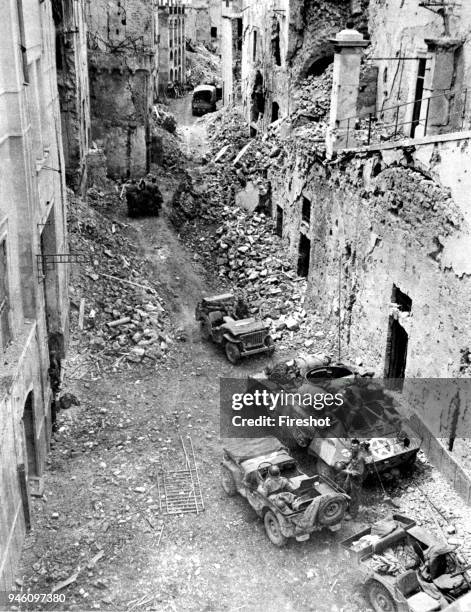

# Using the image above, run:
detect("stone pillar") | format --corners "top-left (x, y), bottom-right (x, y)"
top-left (326, 27), bottom-right (368, 157)
top-left (423, 38), bottom-right (463, 136)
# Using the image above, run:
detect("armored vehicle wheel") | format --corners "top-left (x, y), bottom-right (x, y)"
top-left (225, 341), bottom-right (241, 364)
top-left (221, 466), bottom-right (237, 496)
top-left (200, 319), bottom-right (211, 341)
top-left (317, 494), bottom-right (346, 526)
top-left (264, 336), bottom-right (275, 356)
top-left (368, 581), bottom-right (397, 612)
top-left (316, 458), bottom-right (335, 481)
top-left (263, 510), bottom-right (287, 547)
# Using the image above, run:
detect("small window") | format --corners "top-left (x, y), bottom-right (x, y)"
top-left (0, 239), bottom-right (12, 350)
top-left (237, 18), bottom-right (243, 52)
top-left (211, 27), bottom-right (217, 38)
top-left (302, 196), bottom-right (311, 224)
top-left (253, 30), bottom-right (257, 62)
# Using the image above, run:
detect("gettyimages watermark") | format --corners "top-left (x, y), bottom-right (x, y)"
top-left (219, 377), bottom-right (471, 440)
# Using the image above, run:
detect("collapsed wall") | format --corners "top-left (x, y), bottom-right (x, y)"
top-left (268, 142), bottom-right (471, 378)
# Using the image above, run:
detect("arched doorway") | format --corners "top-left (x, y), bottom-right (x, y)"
top-left (22, 392), bottom-right (37, 477)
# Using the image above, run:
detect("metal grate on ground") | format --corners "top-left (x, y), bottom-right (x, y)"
top-left (156, 436), bottom-right (205, 515)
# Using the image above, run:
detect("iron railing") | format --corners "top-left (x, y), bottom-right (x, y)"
top-left (337, 87), bottom-right (470, 149)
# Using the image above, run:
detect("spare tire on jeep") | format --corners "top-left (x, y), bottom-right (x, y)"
top-left (316, 493), bottom-right (347, 526)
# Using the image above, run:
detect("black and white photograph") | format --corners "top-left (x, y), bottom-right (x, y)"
top-left (2, 0), bottom-right (471, 610)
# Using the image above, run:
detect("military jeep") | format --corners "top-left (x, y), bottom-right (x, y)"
top-left (221, 437), bottom-right (349, 546)
top-left (195, 293), bottom-right (275, 364)
top-left (342, 514), bottom-right (471, 612)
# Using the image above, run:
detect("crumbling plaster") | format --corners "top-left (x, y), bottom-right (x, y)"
top-left (268, 145), bottom-right (471, 378)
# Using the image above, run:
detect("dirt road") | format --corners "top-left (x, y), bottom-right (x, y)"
top-left (14, 101), bottom-right (471, 612)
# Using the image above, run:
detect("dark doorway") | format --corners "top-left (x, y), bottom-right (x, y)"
top-left (384, 285), bottom-right (411, 387)
top-left (271, 101), bottom-right (279, 122)
top-left (302, 196), bottom-right (311, 224)
top-left (211, 26), bottom-right (217, 38)
top-left (411, 58), bottom-right (427, 137)
top-left (384, 318), bottom-right (409, 383)
top-left (251, 71), bottom-right (265, 125)
top-left (275, 205), bottom-right (283, 237)
top-left (297, 234), bottom-right (311, 277)
top-left (23, 392), bottom-right (37, 477)
top-left (307, 55), bottom-right (334, 77)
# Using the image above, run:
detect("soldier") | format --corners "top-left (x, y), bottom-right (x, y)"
top-left (340, 439), bottom-right (365, 520)
top-left (234, 295), bottom-right (249, 319)
top-left (258, 465), bottom-right (297, 497)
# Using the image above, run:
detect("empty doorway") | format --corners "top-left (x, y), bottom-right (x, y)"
top-left (297, 234), bottom-right (311, 277)
top-left (22, 392), bottom-right (37, 478)
top-left (384, 285), bottom-right (411, 386)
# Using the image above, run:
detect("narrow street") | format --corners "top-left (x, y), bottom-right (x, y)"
top-left (13, 98), bottom-right (471, 612)
top-left (15, 104), bottom-right (369, 612)
top-left (4, 3), bottom-right (471, 612)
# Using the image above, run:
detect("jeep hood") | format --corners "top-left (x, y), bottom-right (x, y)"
top-left (223, 318), bottom-right (268, 335)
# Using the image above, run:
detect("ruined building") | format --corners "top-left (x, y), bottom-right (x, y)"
top-left (221, 0), bottom-right (242, 106)
top-left (186, 0), bottom-right (221, 50)
top-left (227, 0), bottom-right (471, 385)
top-left (87, 0), bottom-right (160, 179)
top-left (53, 0), bottom-right (90, 193)
top-left (0, 0), bottom-right (70, 590)
top-left (158, 0), bottom-right (187, 95)
top-left (218, 0), bottom-right (471, 499)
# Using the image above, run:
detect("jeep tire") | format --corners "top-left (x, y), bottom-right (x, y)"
top-left (317, 494), bottom-right (347, 527)
top-left (264, 510), bottom-right (287, 547)
top-left (225, 341), bottom-right (241, 365)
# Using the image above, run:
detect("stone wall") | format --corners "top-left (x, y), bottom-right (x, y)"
top-left (268, 139), bottom-right (471, 380)
top-left (54, 0), bottom-right (90, 193)
top-left (87, 0), bottom-right (158, 179)
top-left (0, 0), bottom-right (69, 590)
top-left (367, 0), bottom-right (471, 139)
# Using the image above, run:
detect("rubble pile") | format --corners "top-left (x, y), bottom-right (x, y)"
top-left (292, 64), bottom-right (333, 128)
top-left (205, 106), bottom-right (251, 156)
top-left (211, 206), bottom-right (332, 351)
top-left (67, 191), bottom-right (172, 373)
top-left (186, 42), bottom-right (221, 88)
top-left (152, 104), bottom-right (177, 134)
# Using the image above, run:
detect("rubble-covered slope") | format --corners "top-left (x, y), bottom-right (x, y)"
top-left (186, 42), bottom-right (221, 88)
top-left (67, 190), bottom-right (173, 374)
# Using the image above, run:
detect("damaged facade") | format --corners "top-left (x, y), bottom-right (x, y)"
top-left (221, 0), bottom-right (242, 106)
top-left (234, 0), bottom-right (367, 134)
top-left (53, 0), bottom-right (90, 193)
top-left (158, 0), bottom-right (187, 95)
top-left (87, 0), bottom-right (160, 179)
top-left (0, 0), bottom-right (69, 590)
top-left (186, 0), bottom-right (221, 50)
top-left (222, 0), bottom-right (471, 388)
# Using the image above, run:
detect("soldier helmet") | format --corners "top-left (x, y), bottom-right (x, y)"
top-left (268, 465), bottom-right (280, 477)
